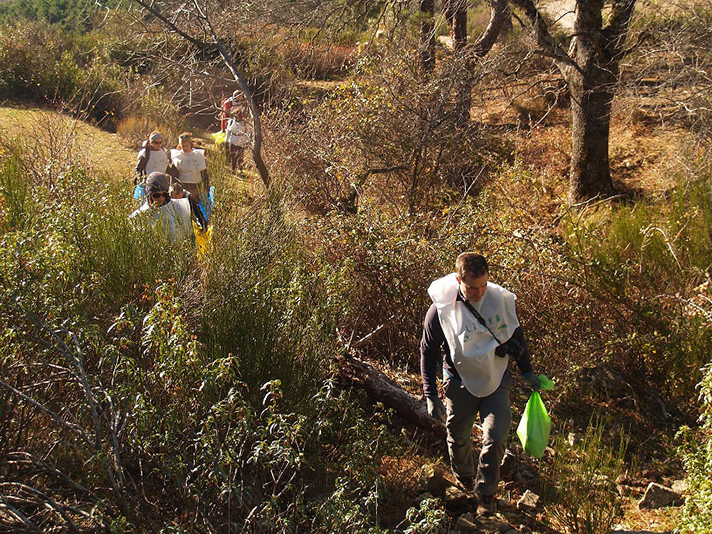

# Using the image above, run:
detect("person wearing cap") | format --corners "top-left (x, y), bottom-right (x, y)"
top-left (134, 131), bottom-right (176, 185)
top-left (171, 132), bottom-right (209, 205)
top-left (420, 252), bottom-right (541, 517)
top-left (130, 172), bottom-right (206, 241)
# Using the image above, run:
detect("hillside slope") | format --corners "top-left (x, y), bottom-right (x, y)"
top-left (0, 106), bottom-right (136, 179)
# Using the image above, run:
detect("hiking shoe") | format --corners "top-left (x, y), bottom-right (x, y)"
top-left (476, 494), bottom-right (496, 517)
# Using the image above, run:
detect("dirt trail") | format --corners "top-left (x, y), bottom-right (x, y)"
top-left (0, 106), bottom-right (136, 179)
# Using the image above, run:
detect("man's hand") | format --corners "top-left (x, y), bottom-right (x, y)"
top-left (523, 372), bottom-right (541, 392)
top-left (426, 395), bottom-right (447, 422)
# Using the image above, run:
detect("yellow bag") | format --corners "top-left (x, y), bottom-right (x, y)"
top-left (213, 131), bottom-right (226, 145)
top-left (193, 222), bottom-right (212, 257)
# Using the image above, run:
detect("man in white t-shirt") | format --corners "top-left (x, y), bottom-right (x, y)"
top-left (420, 252), bottom-right (541, 516)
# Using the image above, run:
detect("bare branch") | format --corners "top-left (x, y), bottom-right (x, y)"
top-left (471, 0), bottom-right (509, 58)
top-left (509, 0), bottom-right (581, 73)
top-left (0, 378), bottom-right (92, 447)
top-left (0, 491), bottom-right (41, 532)
top-left (0, 483), bottom-right (79, 532)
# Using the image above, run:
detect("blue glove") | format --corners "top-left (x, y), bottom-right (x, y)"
top-left (523, 372), bottom-right (541, 391)
top-left (426, 395), bottom-right (447, 422)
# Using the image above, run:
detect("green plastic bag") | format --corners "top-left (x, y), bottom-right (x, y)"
top-left (516, 391), bottom-right (551, 459)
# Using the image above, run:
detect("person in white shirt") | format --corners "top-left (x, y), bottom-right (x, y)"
top-left (134, 131), bottom-right (175, 185)
top-left (129, 172), bottom-right (205, 242)
top-left (225, 106), bottom-right (251, 172)
top-left (420, 252), bottom-right (541, 516)
top-left (171, 132), bottom-right (209, 206)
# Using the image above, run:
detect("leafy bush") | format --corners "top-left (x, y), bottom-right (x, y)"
top-left (0, 0), bottom-right (97, 31)
top-left (0, 21), bottom-right (126, 128)
top-left (0, 130), bottom-right (398, 531)
top-left (676, 362), bottom-right (712, 533)
top-left (543, 417), bottom-right (629, 534)
top-left (404, 497), bottom-right (447, 533)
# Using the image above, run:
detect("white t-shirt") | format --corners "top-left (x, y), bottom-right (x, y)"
top-left (171, 149), bottom-right (207, 184)
top-left (139, 148), bottom-right (170, 175)
top-left (226, 118), bottom-right (251, 148)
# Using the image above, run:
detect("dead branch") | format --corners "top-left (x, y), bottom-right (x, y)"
top-left (338, 353), bottom-right (447, 440)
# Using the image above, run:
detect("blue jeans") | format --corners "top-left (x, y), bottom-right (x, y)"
top-left (444, 370), bottom-right (512, 496)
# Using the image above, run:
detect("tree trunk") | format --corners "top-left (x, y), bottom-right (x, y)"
top-left (420, 0), bottom-right (435, 73)
top-left (566, 0), bottom-right (620, 201)
top-left (444, 0), bottom-right (468, 51)
top-left (568, 76), bottom-right (617, 201)
top-left (444, 0), bottom-right (471, 125)
top-left (509, 0), bottom-right (636, 202)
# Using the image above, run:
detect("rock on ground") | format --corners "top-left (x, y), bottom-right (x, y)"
top-left (638, 482), bottom-right (684, 509)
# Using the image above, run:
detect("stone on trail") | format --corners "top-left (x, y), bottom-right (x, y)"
top-left (420, 464), bottom-right (448, 494)
top-left (456, 512), bottom-right (478, 532)
top-left (517, 490), bottom-right (540, 512)
top-left (638, 482), bottom-right (684, 509)
top-left (445, 485), bottom-right (470, 507)
top-left (671, 479), bottom-right (687, 495)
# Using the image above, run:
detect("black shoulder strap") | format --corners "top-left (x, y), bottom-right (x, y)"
top-left (460, 297), bottom-right (503, 346)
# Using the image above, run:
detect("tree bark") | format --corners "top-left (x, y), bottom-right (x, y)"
top-left (444, 0), bottom-right (509, 125)
top-left (567, 68), bottom-right (617, 200)
top-left (444, 0), bottom-right (470, 124)
top-left (420, 0), bottom-right (435, 73)
top-left (444, 0), bottom-right (468, 52)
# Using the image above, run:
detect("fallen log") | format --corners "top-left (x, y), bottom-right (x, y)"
top-left (337, 353), bottom-right (447, 440)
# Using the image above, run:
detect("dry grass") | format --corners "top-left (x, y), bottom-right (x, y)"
top-left (0, 105), bottom-right (136, 181)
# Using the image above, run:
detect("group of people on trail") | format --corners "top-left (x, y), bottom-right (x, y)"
top-left (421, 252), bottom-right (542, 517)
top-left (130, 91), bottom-right (252, 242)
top-left (131, 130), bottom-right (210, 242)
top-left (128, 94), bottom-right (537, 517)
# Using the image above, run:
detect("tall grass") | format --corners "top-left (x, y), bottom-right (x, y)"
top-left (200, 193), bottom-right (339, 409)
top-left (543, 416), bottom-right (630, 534)
top-left (561, 164), bottom-right (712, 391)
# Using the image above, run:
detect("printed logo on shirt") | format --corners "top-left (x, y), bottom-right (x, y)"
top-left (462, 313), bottom-right (507, 343)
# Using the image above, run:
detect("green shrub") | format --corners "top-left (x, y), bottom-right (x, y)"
top-left (0, 21), bottom-right (126, 128)
top-left (199, 193), bottom-right (341, 408)
top-left (561, 164), bottom-right (712, 392)
top-left (404, 497), bottom-right (447, 533)
top-left (0, 137), bottom-right (396, 530)
top-left (0, 153), bottom-right (34, 231)
top-left (676, 363), bottom-right (712, 533)
top-left (0, 0), bottom-right (97, 32)
top-left (543, 416), bottom-right (629, 534)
